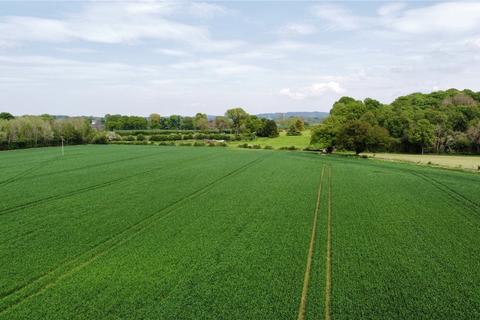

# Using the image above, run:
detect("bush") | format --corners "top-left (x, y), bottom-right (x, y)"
top-left (91, 133), bottom-right (108, 144)
top-left (193, 141), bottom-right (205, 147)
top-left (252, 144), bottom-right (261, 149)
top-left (178, 142), bottom-right (192, 146)
top-left (279, 145), bottom-right (298, 151)
top-left (124, 135), bottom-right (135, 141)
top-left (264, 145), bottom-right (273, 150)
top-left (158, 141), bottom-right (175, 146)
top-left (136, 134), bottom-right (145, 141)
top-left (303, 146), bottom-right (322, 152)
top-left (182, 134), bottom-right (194, 140)
top-left (238, 143), bottom-right (249, 148)
top-left (216, 142), bottom-right (227, 147)
top-left (149, 135), bottom-right (163, 141)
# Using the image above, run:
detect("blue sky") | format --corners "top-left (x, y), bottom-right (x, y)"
top-left (1, 1), bottom-right (479, 116)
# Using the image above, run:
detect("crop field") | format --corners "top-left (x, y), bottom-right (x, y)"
top-left (1, 145), bottom-right (480, 319)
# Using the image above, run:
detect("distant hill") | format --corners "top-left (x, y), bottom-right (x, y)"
top-left (256, 111), bottom-right (329, 122)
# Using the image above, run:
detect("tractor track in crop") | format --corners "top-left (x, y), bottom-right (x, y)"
top-left (0, 156), bottom-right (61, 187)
top-left (0, 155), bottom-right (266, 315)
top-left (297, 165), bottom-right (325, 320)
top-left (412, 172), bottom-right (480, 216)
top-left (0, 151), bottom-right (162, 188)
top-left (0, 153), bottom-right (217, 244)
top-left (324, 166), bottom-right (333, 320)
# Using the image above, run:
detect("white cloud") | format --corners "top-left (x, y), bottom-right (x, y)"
top-left (377, 3), bottom-right (407, 17)
top-left (154, 48), bottom-right (191, 57)
top-left (312, 4), bottom-right (370, 31)
top-left (188, 2), bottom-right (227, 19)
top-left (389, 2), bottom-right (480, 35)
top-left (56, 47), bottom-right (97, 54)
top-left (279, 23), bottom-right (317, 36)
top-left (313, 2), bottom-right (480, 35)
top-left (0, 17), bottom-right (71, 42)
top-left (0, 1), bottom-right (241, 52)
top-left (171, 58), bottom-right (263, 76)
top-left (280, 82), bottom-right (345, 100)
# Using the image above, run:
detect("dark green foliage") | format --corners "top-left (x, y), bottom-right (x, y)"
top-left (105, 114), bottom-right (148, 130)
top-left (286, 124), bottom-right (302, 136)
top-left (0, 112), bottom-right (14, 120)
top-left (257, 119), bottom-right (279, 138)
top-left (279, 145), bottom-right (298, 151)
top-left (193, 141), bottom-right (205, 147)
top-left (311, 89), bottom-right (480, 154)
top-left (90, 132), bottom-right (108, 144)
top-left (136, 134), bottom-right (146, 141)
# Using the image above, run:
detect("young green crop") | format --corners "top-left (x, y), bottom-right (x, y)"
top-left (1, 146), bottom-right (479, 319)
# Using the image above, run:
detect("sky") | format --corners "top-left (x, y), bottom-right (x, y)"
top-left (0, 1), bottom-right (479, 117)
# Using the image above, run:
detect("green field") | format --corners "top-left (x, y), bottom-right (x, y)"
top-left (1, 145), bottom-right (480, 319)
top-left (228, 129), bottom-right (311, 149)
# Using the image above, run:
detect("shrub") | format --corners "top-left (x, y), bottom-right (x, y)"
top-left (252, 144), bottom-right (261, 149)
top-left (149, 135), bottom-right (163, 141)
top-left (238, 143), bottom-right (249, 148)
top-left (193, 141), bottom-right (205, 147)
top-left (136, 134), bottom-right (145, 141)
top-left (182, 134), bottom-right (194, 140)
top-left (91, 133), bottom-right (108, 144)
top-left (264, 145), bottom-right (274, 150)
top-left (216, 142), bottom-right (227, 147)
top-left (179, 142), bottom-right (192, 146)
top-left (286, 124), bottom-right (302, 136)
top-left (124, 135), bottom-right (135, 141)
top-left (303, 146), bottom-right (322, 152)
top-left (279, 145), bottom-right (298, 151)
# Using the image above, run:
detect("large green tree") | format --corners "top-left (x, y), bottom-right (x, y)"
top-left (225, 108), bottom-right (248, 135)
top-left (407, 119), bottom-right (435, 154)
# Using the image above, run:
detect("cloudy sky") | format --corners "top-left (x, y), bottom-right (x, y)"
top-left (1, 1), bottom-right (479, 116)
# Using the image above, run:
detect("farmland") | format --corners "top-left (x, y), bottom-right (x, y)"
top-left (364, 152), bottom-right (480, 171)
top-left (1, 145), bottom-right (480, 319)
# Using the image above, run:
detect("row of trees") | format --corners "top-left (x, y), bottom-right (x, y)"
top-left (105, 108), bottom-right (280, 138)
top-left (0, 115), bottom-right (103, 150)
top-left (311, 89), bottom-right (480, 154)
top-left (0, 107), bottom-right (280, 150)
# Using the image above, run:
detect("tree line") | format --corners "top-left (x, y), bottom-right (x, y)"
top-left (105, 108), bottom-right (280, 138)
top-left (0, 113), bottom-right (105, 150)
top-left (0, 108), bottom-right (282, 150)
top-left (311, 89), bottom-right (480, 154)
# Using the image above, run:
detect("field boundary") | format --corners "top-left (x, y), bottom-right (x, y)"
top-left (324, 166), bottom-right (333, 320)
top-left (297, 165), bottom-right (325, 320)
top-left (0, 155), bottom-right (266, 315)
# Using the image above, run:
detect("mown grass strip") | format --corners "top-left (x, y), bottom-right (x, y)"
top-left (297, 165), bottom-right (325, 320)
top-left (324, 166), bottom-right (333, 320)
top-left (0, 156), bottom-right (265, 315)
